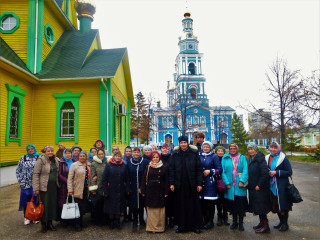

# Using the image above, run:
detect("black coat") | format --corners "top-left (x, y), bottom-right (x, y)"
top-left (248, 151), bottom-right (271, 215)
top-left (169, 146), bottom-right (203, 190)
top-left (102, 161), bottom-right (129, 214)
top-left (161, 153), bottom-right (171, 166)
top-left (140, 164), bottom-right (169, 208)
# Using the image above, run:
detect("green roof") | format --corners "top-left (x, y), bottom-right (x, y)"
top-left (0, 37), bottom-right (30, 72)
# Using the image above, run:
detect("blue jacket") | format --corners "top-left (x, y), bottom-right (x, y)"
top-left (265, 152), bottom-right (293, 211)
top-left (222, 153), bottom-right (248, 200)
top-left (199, 152), bottom-right (222, 200)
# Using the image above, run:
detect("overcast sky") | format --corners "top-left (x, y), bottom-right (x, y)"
top-left (92, 0), bottom-right (319, 122)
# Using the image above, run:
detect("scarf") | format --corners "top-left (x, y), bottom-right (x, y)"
top-left (89, 147), bottom-right (98, 159)
top-left (150, 160), bottom-right (163, 168)
top-left (269, 153), bottom-right (280, 196)
top-left (26, 144), bottom-right (41, 158)
top-left (201, 151), bottom-right (213, 157)
top-left (63, 148), bottom-right (73, 169)
top-left (130, 156), bottom-right (143, 165)
top-left (230, 153), bottom-right (240, 187)
top-left (110, 158), bottom-right (123, 165)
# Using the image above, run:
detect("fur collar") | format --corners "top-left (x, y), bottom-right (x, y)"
top-left (173, 144), bottom-right (198, 153)
top-left (93, 155), bottom-right (102, 164)
top-left (265, 152), bottom-right (286, 168)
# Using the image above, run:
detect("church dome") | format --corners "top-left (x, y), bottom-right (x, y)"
top-left (184, 12), bottom-right (191, 18)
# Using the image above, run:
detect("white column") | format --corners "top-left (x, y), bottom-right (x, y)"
top-left (185, 56), bottom-right (188, 75)
top-left (196, 56), bottom-right (198, 74)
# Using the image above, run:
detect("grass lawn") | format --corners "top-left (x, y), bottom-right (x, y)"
top-left (287, 155), bottom-right (319, 163)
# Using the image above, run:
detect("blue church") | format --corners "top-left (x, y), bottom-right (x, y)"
top-left (151, 12), bottom-right (236, 146)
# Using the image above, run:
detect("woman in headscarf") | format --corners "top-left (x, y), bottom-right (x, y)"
top-left (122, 146), bottom-right (133, 222)
top-left (199, 141), bottom-right (222, 229)
top-left (93, 139), bottom-right (110, 156)
top-left (141, 151), bottom-right (169, 233)
top-left (142, 145), bottom-right (152, 163)
top-left (247, 142), bottom-right (271, 233)
top-left (127, 147), bottom-right (149, 227)
top-left (214, 146), bottom-right (229, 226)
top-left (122, 146), bottom-right (132, 165)
top-left (87, 147), bottom-right (98, 164)
top-left (67, 151), bottom-right (90, 232)
top-left (221, 143), bottom-right (249, 231)
top-left (16, 144), bottom-right (41, 225)
top-left (266, 141), bottom-right (292, 232)
top-left (102, 150), bottom-right (129, 230)
top-left (89, 149), bottom-right (108, 225)
top-left (71, 146), bottom-right (82, 162)
top-left (32, 145), bottom-right (59, 233)
top-left (57, 148), bottom-right (74, 226)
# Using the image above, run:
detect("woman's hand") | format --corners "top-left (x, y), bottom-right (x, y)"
top-left (68, 192), bottom-right (73, 196)
top-left (227, 184), bottom-right (231, 189)
top-left (269, 171), bottom-right (276, 177)
top-left (92, 191), bottom-right (96, 195)
top-left (165, 194), bottom-right (168, 198)
top-left (255, 186), bottom-right (260, 191)
top-left (93, 176), bottom-right (98, 182)
top-left (197, 186), bottom-right (202, 192)
top-left (203, 170), bottom-right (210, 177)
top-left (239, 181), bottom-right (244, 188)
top-left (170, 185), bottom-right (175, 192)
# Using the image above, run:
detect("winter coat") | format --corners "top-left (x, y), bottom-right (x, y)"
top-left (221, 153), bottom-right (248, 200)
top-left (140, 164), bottom-right (169, 208)
top-left (161, 153), bottom-right (171, 166)
top-left (67, 162), bottom-right (90, 199)
top-left (127, 157), bottom-right (149, 209)
top-left (169, 145), bottom-right (203, 190)
top-left (265, 152), bottom-right (293, 211)
top-left (58, 158), bottom-right (75, 208)
top-left (248, 151), bottom-right (271, 215)
top-left (199, 152), bottom-right (222, 200)
top-left (16, 155), bottom-right (39, 189)
top-left (142, 154), bottom-right (151, 163)
top-left (102, 161), bottom-right (129, 214)
top-left (89, 156), bottom-right (108, 195)
top-left (56, 149), bottom-right (65, 159)
top-left (32, 155), bottom-right (59, 192)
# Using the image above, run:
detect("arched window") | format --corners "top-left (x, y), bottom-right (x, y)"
top-left (60, 101), bottom-right (75, 137)
top-left (188, 62), bottom-right (195, 75)
top-left (9, 97), bottom-right (19, 138)
top-left (190, 87), bottom-right (197, 99)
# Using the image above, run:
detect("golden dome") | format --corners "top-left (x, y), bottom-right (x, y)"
top-left (75, 0), bottom-right (96, 19)
top-left (184, 12), bottom-right (191, 18)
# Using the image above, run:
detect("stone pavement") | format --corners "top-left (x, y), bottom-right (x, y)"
top-left (0, 160), bottom-right (319, 240)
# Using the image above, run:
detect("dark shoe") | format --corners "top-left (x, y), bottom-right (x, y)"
top-left (139, 219), bottom-right (146, 227)
top-left (132, 221), bottom-right (138, 228)
top-left (230, 222), bottom-right (238, 230)
top-left (217, 216), bottom-right (223, 226)
top-left (41, 223), bottom-right (47, 233)
top-left (239, 216), bottom-right (244, 231)
top-left (253, 217), bottom-right (263, 230)
top-left (203, 221), bottom-right (213, 229)
top-left (255, 219), bottom-right (270, 233)
top-left (116, 219), bottom-right (122, 230)
top-left (194, 229), bottom-right (201, 234)
top-left (168, 217), bottom-right (174, 228)
top-left (109, 220), bottom-right (115, 230)
top-left (223, 214), bottom-right (230, 226)
top-left (175, 228), bottom-right (183, 233)
top-left (47, 221), bottom-right (57, 231)
top-left (279, 223), bottom-right (289, 232)
top-left (75, 223), bottom-right (82, 232)
top-left (274, 213), bottom-right (283, 229)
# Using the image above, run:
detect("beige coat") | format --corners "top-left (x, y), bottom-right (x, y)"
top-left (67, 161), bottom-right (90, 199)
top-left (32, 155), bottom-right (59, 192)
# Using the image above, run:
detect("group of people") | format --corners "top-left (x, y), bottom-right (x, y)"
top-left (16, 135), bottom-right (293, 234)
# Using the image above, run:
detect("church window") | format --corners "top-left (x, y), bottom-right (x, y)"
top-left (188, 33), bottom-right (192, 38)
top-left (201, 116), bottom-right (205, 127)
top-left (60, 102), bottom-right (75, 138)
top-left (187, 116), bottom-right (191, 127)
top-left (0, 12), bottom-right (19, 33)
top-left (190, 87), bottom-right (197, 99)
top-left (45, 24), bottom-right (55, 45)
top-left (9, 98), bottom-right (19, 138)
top-left (194, 116), bottom-right (199, 125)
top-left (188, 62), bottom-right (195, 75)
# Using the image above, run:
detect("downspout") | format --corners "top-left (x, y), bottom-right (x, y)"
top-left (101, 78), bottom-right (108, 150)
top-left (34, 0), bottom-right (38, 74)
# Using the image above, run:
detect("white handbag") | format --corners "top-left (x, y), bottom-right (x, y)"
top-left (61, 195), bottom-right (80, 220)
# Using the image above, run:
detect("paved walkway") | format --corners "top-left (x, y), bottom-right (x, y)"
top-left (0, 160), bottom-right (319, 240)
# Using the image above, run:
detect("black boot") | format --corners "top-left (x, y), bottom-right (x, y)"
top-left (255, 219), bottom-right (270, 233)
top-left (238, 215), bottom-right (244, 231)
top-left (253, 215), bottom-right (263, 230)
top-left (274, 213), bottom-right (282, 229)
top-left (168, 217), bottom-right (174, 228)
top-left (223, 212), bottom-right (230, 225)
top-left (75, 219), bottom-right (82, 232)
top-left (116, 218), bottom-right (122, 230)
top-left (279, 213), bottom-right (289, 232)
top-left (217, 211), bottom-right (223, 226)
top-left (204, 211), bottom-right (214, 229)
top-left (139, 208), bottom-right (146, 226)
top-left (47, 221), bottom-right (56, 231)
top-left (230, 214), bottom-right (238, 230)
top-left (132, 209), bottom-right (138, 227)
top-left (41, 222), bottom-right (47, 233)
top-left (109, 219), bottom-right (115, 230)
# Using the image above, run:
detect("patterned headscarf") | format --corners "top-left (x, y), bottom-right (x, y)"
top-left (247, 142), bottom-right (259, 151)
top-left (270, 141), bottom-right (281, 157)
top-left (26, 144), bottom-right (41, 157)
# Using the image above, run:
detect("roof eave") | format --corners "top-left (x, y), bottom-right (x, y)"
top-left (49, 0), bottom-right (76, 30)
top-left (122, 50), bottom-right (135, 108)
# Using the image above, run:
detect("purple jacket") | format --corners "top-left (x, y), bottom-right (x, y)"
top-left (58, 158), bottom-right (74, 208)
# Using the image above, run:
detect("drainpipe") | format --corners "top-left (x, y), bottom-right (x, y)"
top-left (34, 0), bottom-right (38, 74)
top-left (101, 78), bottom-right (108, 150)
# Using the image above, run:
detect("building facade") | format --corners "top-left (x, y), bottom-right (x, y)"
top-left (0, 0), bottom-right (134, 168)
top-left (151, 12), bottom-right (235, 146)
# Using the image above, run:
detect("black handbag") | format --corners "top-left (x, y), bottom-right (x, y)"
top-left (287, 176), bottom-right (303, 203)
top-left (88, 193), bottom-right (102, 207)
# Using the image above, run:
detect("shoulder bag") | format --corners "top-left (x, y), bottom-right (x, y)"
top-left (287, 176), bottom-right (303, 203)
top-left (25, 193), bottom-right (44, 221)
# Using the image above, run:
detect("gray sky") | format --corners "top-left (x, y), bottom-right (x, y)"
top-left (92, 0), bottom-right (319, 120)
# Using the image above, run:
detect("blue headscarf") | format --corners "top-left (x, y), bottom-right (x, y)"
top-left (97, 149), bottom-right (107, 163)
top-left (89, 147), bottom-right (98, 159)
top-left (26, 144), bottom-right (41, 157)
top-left (63, 148), bottom-right (73, 169)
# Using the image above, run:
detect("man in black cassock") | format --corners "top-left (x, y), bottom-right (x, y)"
top-left (169, 135), bottom-right (203, 233)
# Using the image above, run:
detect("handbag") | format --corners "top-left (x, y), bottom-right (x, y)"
top-left (216, 172), bottom-right (227, 193)
top-left (88, 193), bottom-right (102, 207)
top-left (25, 193), bottom-right (44, 221)
top-left (61, 195), bottom-right (80, 220)
top-left (287, 176), bottom-right (303, 203)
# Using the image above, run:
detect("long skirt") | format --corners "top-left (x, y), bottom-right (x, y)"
top-left (225, 196), bottom-right (249, 217)
top-left (146, 207), bottom-right (165, 232)
top-left (19, 188), bottom-right (34, 211)
top-left (270, 192), bottom-right (291, 214)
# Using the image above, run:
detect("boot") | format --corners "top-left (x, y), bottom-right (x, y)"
top-left (132, 209), bottom-right (138, 227)
top-left (253, 215), bottom-right (263, 230)
top-left (109, 219), bottom-right (115, 230)
top-left (223, 212), bottom-right (230, 226)
top-left (238, 215), bottom-right (244, 231)
top-left (255, 219), bottom-right (270, 233)
top-left (274, 213), bottom-right (282, 229)
top-left (230, 214), bottom-right (238, 230)
top-left (47, 221), bottom-right (56, 231)
top-left (115, 218), bottom-right (122, 230)
top-left (168, 217), bottom-right (174, 228)
top-left (139, 208), bottom-right (146, 226)
top-left (41, 222), bottom-right (47, 233)
top-left (217, 211), bottom-right (223, 226)
top-left (75, 218), bottom-right (82, 232)
top-left (279, 213), bottom-right (289, 232)
top-left (204, 211), bottom-right (214, 229)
